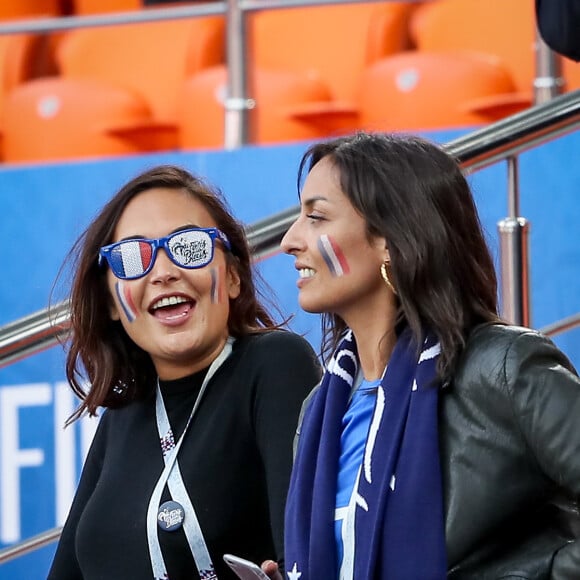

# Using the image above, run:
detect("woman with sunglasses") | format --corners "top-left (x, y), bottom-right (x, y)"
top-left (48, 165), bottom-right (321, 580)
top-left (262, 132), bottom-right (580, 579)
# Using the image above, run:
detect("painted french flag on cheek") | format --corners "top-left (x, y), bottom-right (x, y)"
top-left (210, 267), bottom-right (220, 304)
top-left (318, 234), bottom-right (350, 277)
top-left (110, 241), bottom-right (152, 278)
top-left (115, 281), bottom-right (137, 322)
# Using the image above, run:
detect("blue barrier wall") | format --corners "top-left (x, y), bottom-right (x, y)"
top-left (0, 129), bottom-right (579, 578)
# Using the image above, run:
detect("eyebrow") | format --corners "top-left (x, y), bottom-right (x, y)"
top-left (118, 224), bottom-right (202, 242)
top-left (301, 195), bottom-right (329, 208)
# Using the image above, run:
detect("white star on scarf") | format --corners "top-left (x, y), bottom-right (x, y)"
top-left (287, 562), bottom-right (302, 580)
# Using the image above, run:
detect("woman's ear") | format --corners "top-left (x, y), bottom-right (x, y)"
top-left (227, 264), bottom-right (241, 300)
top-left (373, 236), bottom-right (390, 263)
top-left (382, 237), bottom-right (393, 262)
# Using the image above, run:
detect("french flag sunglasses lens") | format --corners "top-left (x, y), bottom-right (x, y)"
top-left (110, 240), bottom-right (154, 278)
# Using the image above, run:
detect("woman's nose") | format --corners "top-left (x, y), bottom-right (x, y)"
top-left (149, 248), bottom-right (182, 284)
top-left (280, 220), bottom-right (302, 255)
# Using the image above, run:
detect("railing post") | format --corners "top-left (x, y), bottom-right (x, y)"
top-left (224, 0), bottom-right (254, 149)
top-left (534, 28), bottom-right (564, 105)
top-left (498, 217), bottom-right (531, 326)
top-left (497, 156), bottom-right (531, 326)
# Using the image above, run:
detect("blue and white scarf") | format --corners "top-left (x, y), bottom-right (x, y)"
top-left (285, 327), bottom-right (447, 580)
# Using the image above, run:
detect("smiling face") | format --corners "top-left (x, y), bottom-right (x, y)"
top-left (281, 156), bottom-right (391, 327)
top-left (106, 187), bottom-right (240, 380)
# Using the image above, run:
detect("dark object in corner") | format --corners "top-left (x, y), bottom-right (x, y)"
top-left (536, 0), bottom-right (580, 61)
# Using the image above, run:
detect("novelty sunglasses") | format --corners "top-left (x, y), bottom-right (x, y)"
top-left (99, 227), bottom-right (231, 280)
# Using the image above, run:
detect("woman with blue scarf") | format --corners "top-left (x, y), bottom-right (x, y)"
top-left (261, 132), bottom-right (580, 579)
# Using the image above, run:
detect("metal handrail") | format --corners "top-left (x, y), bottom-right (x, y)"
top-left (0, 300), bottom-right (70, 368)
top-left (0, 528), bottom-right (62, 565)
top-left (445, 89), bottom-right (580, 171)
top-left (0, 0), bottom-right (412, 35)
top-left (0, 4), bottom-right (227, 35)
top-left (1, 89), bottom-right (579, 370)
top-left (540, 313), bottom-right (580, 338)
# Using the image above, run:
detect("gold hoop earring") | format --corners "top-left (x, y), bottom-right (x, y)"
top-left (380, 261), bottom-right (397, 295)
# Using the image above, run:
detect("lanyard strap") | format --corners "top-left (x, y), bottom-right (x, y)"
top-left (146, 337), bottom-right (234, 580)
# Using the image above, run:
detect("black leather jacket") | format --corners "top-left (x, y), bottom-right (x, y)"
top-left (443, 324), bottom-right (580, 579)
top-left (294, 324), bottom-right (580, 578)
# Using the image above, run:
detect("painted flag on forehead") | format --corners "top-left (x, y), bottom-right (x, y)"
top-left (110, 241), bottom-right (153, 278)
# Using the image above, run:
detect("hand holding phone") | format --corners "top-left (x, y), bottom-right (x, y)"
top-left (223, 553), bottom-right (271, 580)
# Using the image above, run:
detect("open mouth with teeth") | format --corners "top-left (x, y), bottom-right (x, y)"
top-left (149, 295), bottom-right (195, 320)
top-left (299, 268), bottom-right (316, 278)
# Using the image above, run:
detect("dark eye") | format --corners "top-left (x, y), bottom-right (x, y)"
top-left (306, 213), bottom-right (324, 221)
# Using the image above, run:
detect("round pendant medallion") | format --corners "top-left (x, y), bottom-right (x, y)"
top-left (157, 500), bottom-right (185, 532)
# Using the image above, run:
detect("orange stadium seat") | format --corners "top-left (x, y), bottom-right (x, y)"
top-left (250, 2), bottom-right (415, 103)
top-left (0, 33), bottom-right (50, 160)
top-left (2, 78), bottom-right (174, 163)
top-left (178, 1), bottom-right (414, 149)
top-left (1, 15), bottom-right (225, 161)
top-left (178, 66), bottom-right (358, 149)
top-left (70, 0), bottom-right (141, 14)
top-left (56, 16), bottom-right (225, 124)
top-left (411, 0), bottom-right (579, 100)
top-left (357, 51), bottom-right (526, 132)
top-left (0, 0), bottom-right (62, 19)
top-left (0, 33), bottom-right (42, 113)
top-left (410, 0), bottom-right (536, 99)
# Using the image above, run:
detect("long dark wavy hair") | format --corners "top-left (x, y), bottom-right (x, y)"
top-left (297, 132), bottom-right (501, 382)
top-left (59, 165), bottom-right (279, 422)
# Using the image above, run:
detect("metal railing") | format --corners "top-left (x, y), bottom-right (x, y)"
top-left (0, 300), bottom-right (70, 369)
top-left (1, 88), bottom-right (580, 373)
top-left (0, 528), bottom-right (62, 565)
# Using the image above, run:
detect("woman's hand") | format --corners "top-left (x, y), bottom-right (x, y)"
top-left (261, 559), bottom-right (283, 580)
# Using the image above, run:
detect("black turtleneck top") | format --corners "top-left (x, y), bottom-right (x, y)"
top-left (48, 330), bottom-right (321, 579)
